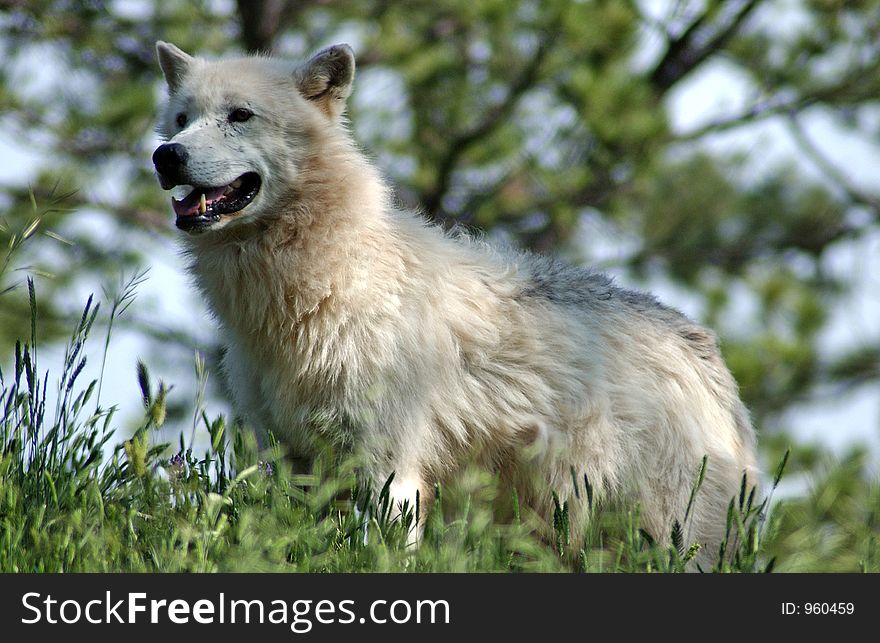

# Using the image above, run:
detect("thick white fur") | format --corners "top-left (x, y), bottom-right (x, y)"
top-left (155, 42), bottom-right (758, 565)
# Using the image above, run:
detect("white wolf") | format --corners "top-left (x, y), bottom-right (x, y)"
top-left (153, 41), bottom-right (758, 564)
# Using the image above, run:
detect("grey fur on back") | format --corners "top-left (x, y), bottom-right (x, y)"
top-left (521, 252), bottom-right (754, 444)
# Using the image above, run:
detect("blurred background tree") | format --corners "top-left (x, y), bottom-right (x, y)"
top-left (0, 1), bottom-right (878, 479)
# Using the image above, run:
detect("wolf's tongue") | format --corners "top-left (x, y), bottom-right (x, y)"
top-left (172, 186), bottom-right (228, 217)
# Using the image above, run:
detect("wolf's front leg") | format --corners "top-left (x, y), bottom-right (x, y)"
top-left (359, 409), bottom-right (435, 546)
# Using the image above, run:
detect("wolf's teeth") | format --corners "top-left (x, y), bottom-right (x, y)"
top-left (230, 178), bottom-right (243, 189)
top-left (199, 193), bottom-right (207, 214)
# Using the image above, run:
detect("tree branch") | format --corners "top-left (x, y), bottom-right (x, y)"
top-left (422, 35), bottom-right (555, 225)
top-left (673, 94), bottom-right (820, 141)
top-left (649, 0), bottom-right (763, 94)
top-left (672, 62), bottom-right (877, 142)
top-left (785, 111), bottom-right (880, 216)
top-left (235, 0), bottom-right (312, 53)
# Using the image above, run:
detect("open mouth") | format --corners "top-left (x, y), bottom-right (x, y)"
top-left (172, 172), bottom-right (261, 232)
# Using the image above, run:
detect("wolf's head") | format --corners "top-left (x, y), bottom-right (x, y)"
top-left (153, 42), bottom-right (355, 234)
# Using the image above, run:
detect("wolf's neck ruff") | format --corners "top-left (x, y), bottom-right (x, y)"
top-left (184, 131), bottom-right (390, 343)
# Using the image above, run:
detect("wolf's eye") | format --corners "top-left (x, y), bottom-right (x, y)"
top-left (175, 112), bottom-right (187, 128)
top-left (229, 108), bottom-right (254, 123)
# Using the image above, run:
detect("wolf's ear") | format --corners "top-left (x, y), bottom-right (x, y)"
top-left (156, 41), bottom-right (194, 93)
top-left (295, 44), bottom-right (355, 120)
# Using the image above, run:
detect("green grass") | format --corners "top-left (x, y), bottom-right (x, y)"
top-left (1, 215), bottom-right (878, 573)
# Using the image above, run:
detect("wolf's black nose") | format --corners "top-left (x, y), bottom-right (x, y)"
top-left (152, 143), bottom-right (188, 175)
